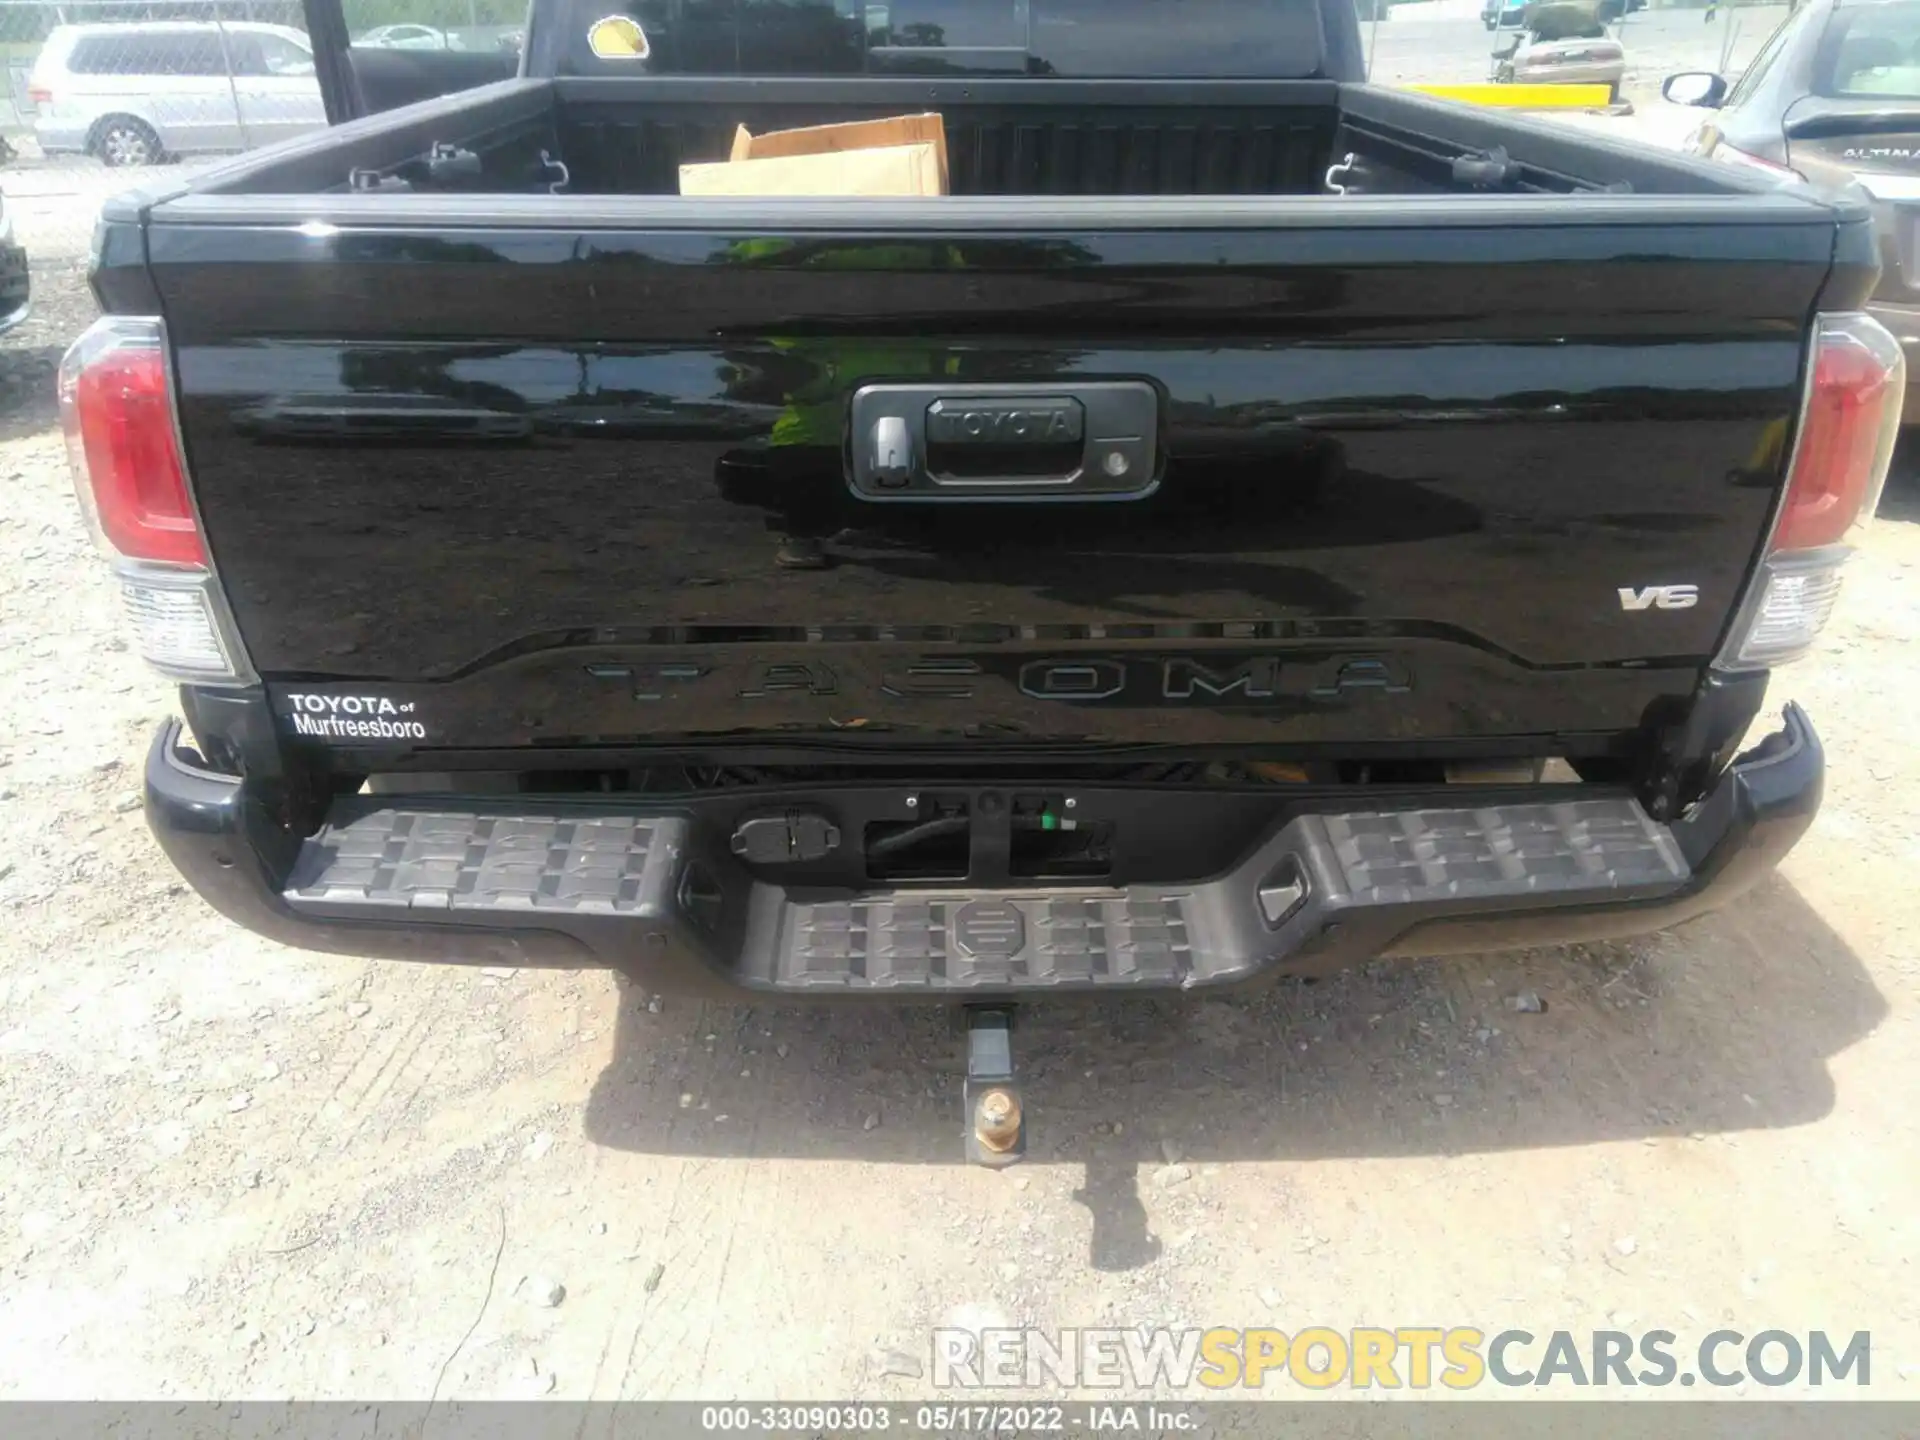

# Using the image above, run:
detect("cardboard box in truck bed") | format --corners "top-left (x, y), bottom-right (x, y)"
top-left (678, 113), bottom-right (948, 197)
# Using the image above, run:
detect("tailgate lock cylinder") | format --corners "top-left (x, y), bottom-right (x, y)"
top-left (869, 415), bottom-right (914, 488)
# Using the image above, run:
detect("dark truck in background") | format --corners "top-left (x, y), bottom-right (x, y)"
top-left (59, 0), bottom-right (1904, 1156)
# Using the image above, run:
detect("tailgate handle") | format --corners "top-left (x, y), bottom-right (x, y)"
top-left (848, 381), bottom-right (1159, 501)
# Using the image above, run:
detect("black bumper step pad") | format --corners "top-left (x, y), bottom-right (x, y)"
top-left (283, 796), bottom-right (1689, 993)
top-left (777, 893), bottom-right (1194, 991)
top-left (284, 808), bottom-right (684, 916)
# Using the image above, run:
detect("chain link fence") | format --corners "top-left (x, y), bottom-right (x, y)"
top-left (0, 0), bottom-right (523, 428)
top-left (0, 0), bottom-right (1793, 387)
top-left (0, 0), bottom-right (522, 256)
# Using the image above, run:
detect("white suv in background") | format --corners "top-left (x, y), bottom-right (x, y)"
top-left (28, 22), bottom-right (325, 167)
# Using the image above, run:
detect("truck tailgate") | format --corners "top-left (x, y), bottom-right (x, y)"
top-left (144, 195), bottom-right (1840, 756)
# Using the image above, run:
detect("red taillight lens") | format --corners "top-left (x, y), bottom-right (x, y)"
top-left (61, 317), bottom-right (254, 684)
top-left (1716, 312), bottom-right (1905, 671)
top-left (59, 317), bottom-right (204, 567)
top-left (27, 85), bottom-right (51, 106)
top-left (1772, 314), bottom-right (1906, 553)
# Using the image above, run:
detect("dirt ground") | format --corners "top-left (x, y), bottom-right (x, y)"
top-left (1, 216), bottom-right (1918, 1407)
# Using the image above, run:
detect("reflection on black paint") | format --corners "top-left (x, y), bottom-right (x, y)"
top-left (162, 213), bottom-right (1809, 747)
top-left (184, 334), bottom-right (1793, 680)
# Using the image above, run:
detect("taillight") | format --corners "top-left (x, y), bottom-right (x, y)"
top-left (61, 323), bottom-right (202, 565)
top-left (27, 85), bottom-right (51, 107)
top-left (1774, 319), bottom-right (1905, 550)
top-left (1715, 312), bottom-right (1905, 671)
top-left (59, 316), bottom-right (254, 684)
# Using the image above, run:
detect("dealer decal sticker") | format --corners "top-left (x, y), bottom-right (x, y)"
top-left (282, 693), bottom-right (428, 741)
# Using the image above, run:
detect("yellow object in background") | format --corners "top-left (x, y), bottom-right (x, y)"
top-left (1405, 83), bottom-right (1615, 108)
top-left (587, 15), bottom-right (650, 59)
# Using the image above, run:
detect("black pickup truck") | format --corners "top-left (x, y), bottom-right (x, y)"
top-left (61, 0), bottom-right (1902, 1153)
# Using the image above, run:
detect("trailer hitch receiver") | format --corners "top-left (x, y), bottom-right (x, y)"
top-left (963, 1006), bottom-right (1025, 1167)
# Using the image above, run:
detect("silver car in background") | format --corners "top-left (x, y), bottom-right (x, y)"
top-left (1665, 0), bottom-right (1920, 418)
top-left (28, 21), bottom-right (325, 167)
top-left (1501, 33), bottom-right (1626, 96)
top-left (356, 23), bottom-right (461, 49)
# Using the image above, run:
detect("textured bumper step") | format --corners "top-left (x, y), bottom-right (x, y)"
top-left (285, 805), bottom-right (685, 916)
top-left (774, 893), bottom-right (1196, 991)
top-left (758, 796), bottom-right (1687, 992)
top-left (281, 794), bottom-right (1688, 992)
top-left (1301, 800), bottom-right (1689, 906)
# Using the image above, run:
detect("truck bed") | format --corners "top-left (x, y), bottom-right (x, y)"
top-left (173, 76), bottom-right (1774, 200)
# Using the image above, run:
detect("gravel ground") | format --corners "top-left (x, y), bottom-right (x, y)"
top-left (1, 132), bottom-right (1918, 1405)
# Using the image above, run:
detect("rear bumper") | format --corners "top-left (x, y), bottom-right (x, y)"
top-left (144, 706), bottom-right (1823, 1000)
top-left (32, 119), bottom-right (88, 155)
top-left (1506, 60), bottom-right (1624, 87)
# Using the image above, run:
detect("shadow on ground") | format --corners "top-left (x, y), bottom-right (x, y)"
top-left (583, 877), bottom-right (1883, 1224)
top-left (1878, 477), bottom-right (1920, 527)
top-left (0, 251), bottom-right (100, 440)
top-left (0, 339), bottom-right (66, 436)
top-left (1877, 436), bottom-right (1920, 524)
